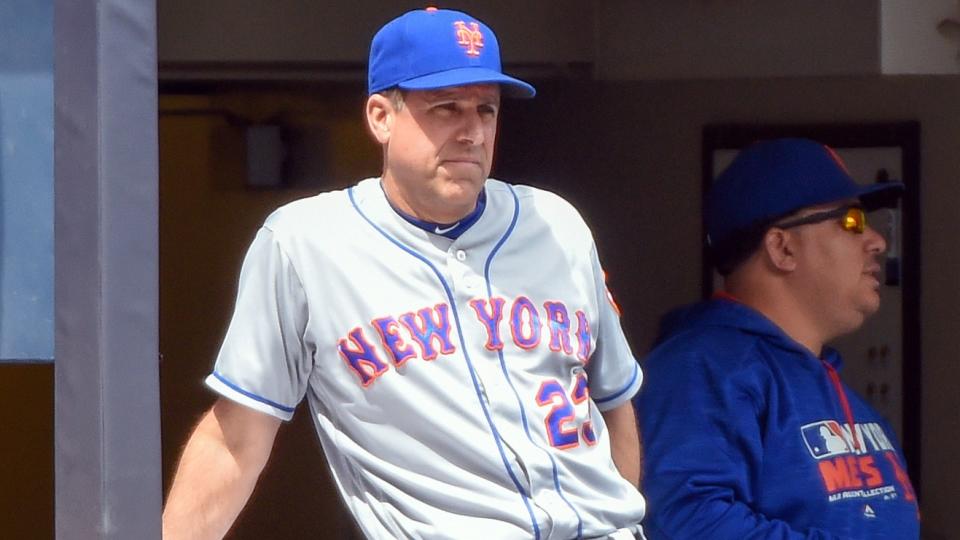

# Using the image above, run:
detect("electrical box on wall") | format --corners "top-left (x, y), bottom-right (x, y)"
top-left (244, 124), bottom-right (285, 188)
top-left (243, 124), bottom-right (336, 189)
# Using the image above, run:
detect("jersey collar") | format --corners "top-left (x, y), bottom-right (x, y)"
top-left (383, 185), bottom-right (487, 240)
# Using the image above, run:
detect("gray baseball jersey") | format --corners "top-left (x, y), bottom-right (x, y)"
top-left (207, 177), bottom-right (646, 539)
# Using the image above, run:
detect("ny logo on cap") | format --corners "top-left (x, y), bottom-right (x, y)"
top-left (454, 21), bottom-right (484, 56)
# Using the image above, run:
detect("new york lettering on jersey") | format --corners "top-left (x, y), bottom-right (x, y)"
top-left (338, 297), bottom-right (594, 387)
top-left (324, 179), bottom-right (610, 459)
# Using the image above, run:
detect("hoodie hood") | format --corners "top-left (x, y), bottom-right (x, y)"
top-left (654, 296), bottom-right (843, 369)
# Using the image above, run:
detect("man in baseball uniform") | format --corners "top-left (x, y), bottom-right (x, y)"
top-left (163, 8), bottom-right (646, 539)
top-left (635, 139), bottom-right (919, 539)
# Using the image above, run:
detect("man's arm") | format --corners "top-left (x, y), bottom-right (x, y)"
top-left (162, 397), bottom-right (282, 540)
top-left (601, 402), bottom-right (641, 488)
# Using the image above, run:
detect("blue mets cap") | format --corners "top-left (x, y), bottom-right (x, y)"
top-left (368, 7), bottom-right (536, 98)
top-left (705, 138), bottom-right (904, 248)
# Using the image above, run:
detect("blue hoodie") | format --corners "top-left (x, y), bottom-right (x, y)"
top-left (634, 297), bottom-right (919, 539)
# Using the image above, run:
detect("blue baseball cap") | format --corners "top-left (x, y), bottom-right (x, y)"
top-left (706, 138), bottom-right (904, 248)
top-left (368, 8), bottom-right (535, 98)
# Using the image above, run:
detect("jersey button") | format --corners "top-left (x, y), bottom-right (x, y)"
top-left (455, 250), bottom-right (467, 261)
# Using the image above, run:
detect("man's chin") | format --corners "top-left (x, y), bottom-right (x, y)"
top-left (858, 295), bottom-right (882, 319)
top-left (429, 184), bottom-right (482, 221)
top-left (441, 177), bottom-right (484, 199)
top-left (440, 163), bottom-right (487, 183)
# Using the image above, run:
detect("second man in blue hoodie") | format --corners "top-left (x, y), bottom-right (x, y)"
top-left (635, 138), bottom-right (919, 539)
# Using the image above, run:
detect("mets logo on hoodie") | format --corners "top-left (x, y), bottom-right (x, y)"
top-left (800, 420), bottom-right (915, 504)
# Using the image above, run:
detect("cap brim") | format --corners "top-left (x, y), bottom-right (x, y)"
top-left (857, 182), bottom-right (904, 210)
top-left (397, 67), bottom-right (536, 98)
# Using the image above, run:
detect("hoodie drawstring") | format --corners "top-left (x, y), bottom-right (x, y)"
top-left (820, 358), bottom-right (861, 452)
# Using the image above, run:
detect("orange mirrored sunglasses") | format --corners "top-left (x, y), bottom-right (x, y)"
top-left (775, 206), bottom-right (866, 234)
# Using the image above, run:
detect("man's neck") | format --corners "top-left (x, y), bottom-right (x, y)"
top-left (380, 180), bottom-right (486, 240)
top-left (379, 174), bottom-right (476, 224)
top-left (725, 280), bottom-right (825, 357)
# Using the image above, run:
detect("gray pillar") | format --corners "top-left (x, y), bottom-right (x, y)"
top-left (54, 0), bottom-right (161, 537)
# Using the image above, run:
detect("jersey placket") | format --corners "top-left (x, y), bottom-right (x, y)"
top-left (443, 240), bottom-right (582, 539)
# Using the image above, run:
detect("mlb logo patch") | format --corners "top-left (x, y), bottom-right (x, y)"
top-left (801, 420), bottom-right (851, 459)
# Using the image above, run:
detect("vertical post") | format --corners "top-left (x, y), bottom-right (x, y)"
top-left (54, 0), bottom-right (161, 537)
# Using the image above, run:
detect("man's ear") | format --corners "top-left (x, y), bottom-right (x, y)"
top-left (762, 228), bottom-right (797, 272)
top-left (365, 93), bottom-right (393, 144)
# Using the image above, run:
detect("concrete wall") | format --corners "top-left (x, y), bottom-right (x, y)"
top-left (159, 0), bottom-right (960, 80)
top-left (594, 0), bottom-right (881, 79)
top-left (158, 0), bottom-right (593, 66)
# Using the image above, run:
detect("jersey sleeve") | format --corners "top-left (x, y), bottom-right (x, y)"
top-left (635, 345), bottom-right (848, 540)
top-left (584, 243), bottom-right (643, 412)
top-left (205, 226), bottom-right (312, 421)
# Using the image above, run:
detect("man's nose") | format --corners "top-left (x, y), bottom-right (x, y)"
top-left (864, 224), bottom-right (887, 254)
top-left (457, 111), bottom-right (485, 145)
